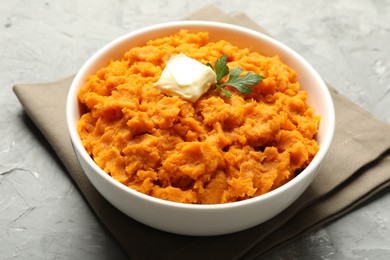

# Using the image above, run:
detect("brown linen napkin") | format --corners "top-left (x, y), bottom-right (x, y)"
top-left (13, 5), bottom-right (390, 260)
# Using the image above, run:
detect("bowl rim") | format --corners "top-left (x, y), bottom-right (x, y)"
top-left (66, 20), bottom-right (335, 210)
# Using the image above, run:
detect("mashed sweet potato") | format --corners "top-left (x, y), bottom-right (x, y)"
top-left (77, 30), bottom-right (320, 204)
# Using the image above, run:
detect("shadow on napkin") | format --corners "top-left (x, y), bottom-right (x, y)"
top-left (13, 5), bottom-right (390, 260)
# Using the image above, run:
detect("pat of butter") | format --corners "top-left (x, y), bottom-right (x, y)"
top-left (154, 53), bottom-right (216, 102)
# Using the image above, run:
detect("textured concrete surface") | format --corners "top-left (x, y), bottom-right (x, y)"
top-left (1, 0), bottom-right (389, 259)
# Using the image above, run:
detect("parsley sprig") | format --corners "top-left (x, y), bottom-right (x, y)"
top-left (207, 54), bottom-right (264, 98)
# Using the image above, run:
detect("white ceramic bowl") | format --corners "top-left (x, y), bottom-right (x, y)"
top-left (66, 21), bottom-right (335, 236)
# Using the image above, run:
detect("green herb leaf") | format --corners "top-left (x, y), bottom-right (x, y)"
top-left (214, 54), bottom-right (229, 83)
top-left (206, 62), bottom-right (214, 70)
top-left (220, 70), bottom-right (265, 94)
top-left (219, 86), bottom-right (232, 99)
top-left (208, 54), bottom-right (264, 98)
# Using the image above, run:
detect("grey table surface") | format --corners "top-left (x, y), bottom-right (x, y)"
top-left (1, 0), bottom-right (390, 259)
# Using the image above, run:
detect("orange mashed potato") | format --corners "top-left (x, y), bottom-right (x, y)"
top-left (77, 30), bottom-right (320, 204)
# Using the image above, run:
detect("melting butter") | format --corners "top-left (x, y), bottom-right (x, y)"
top-left (154, 53), bottom-right (216, 102)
